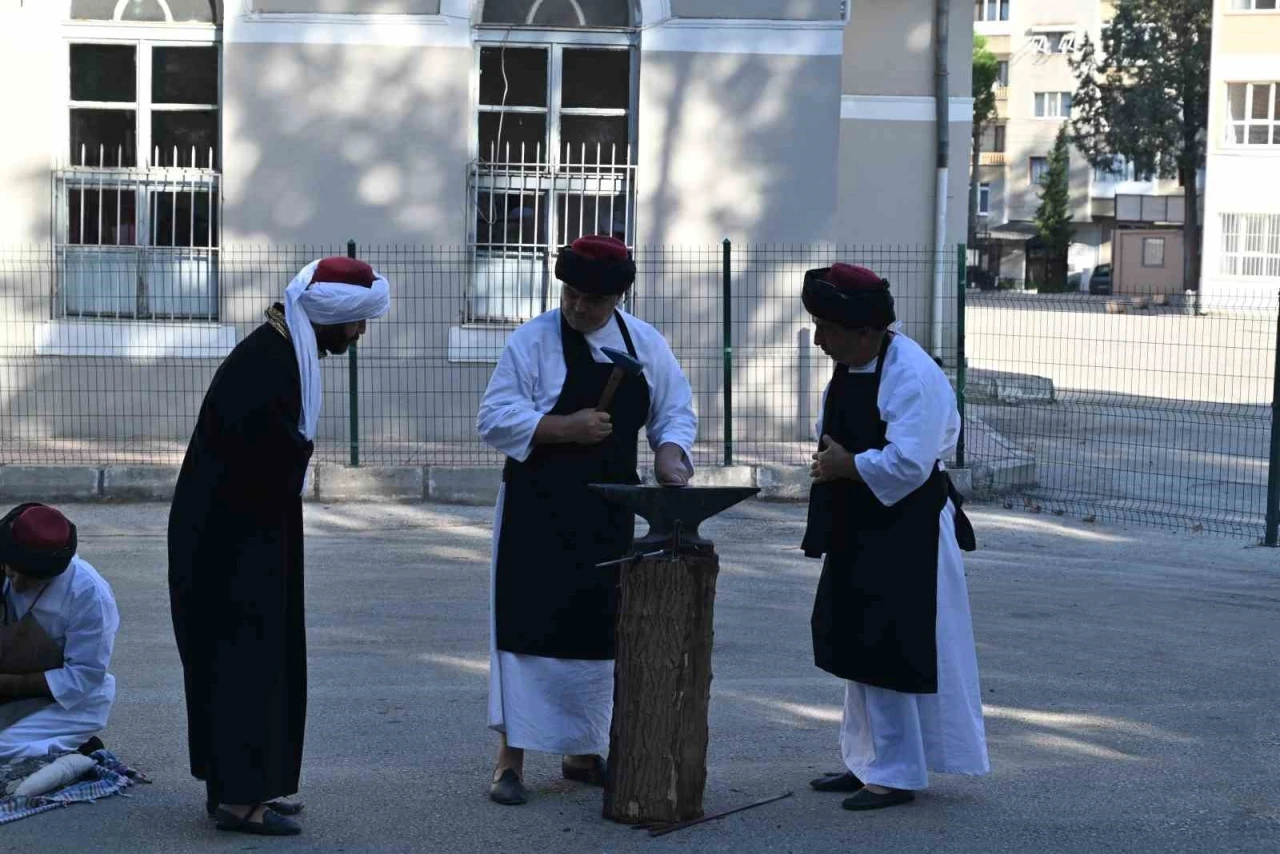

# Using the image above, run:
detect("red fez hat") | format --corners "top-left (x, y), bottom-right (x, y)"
top-left (826, 263), bottom-right (886, 292)
top-left (0, 502), bottom-right (78, 579)
top-left (554, 235), bottom-right (636, 296)
top-left (802, 263), bottom-right (895, 329)
top-left (311, 257), bottom-right (376, 288)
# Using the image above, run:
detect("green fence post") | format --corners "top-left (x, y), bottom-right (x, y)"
top-left (347, 239), bottom-right (359, 468)
top-left (722, 238), bottom-right (733, 467)
top-left (956, 244), bottom-right (967, 470)
top-left (1265, 291), bottom-right (1280, 545)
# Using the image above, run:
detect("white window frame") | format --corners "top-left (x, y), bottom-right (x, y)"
top-left (1220, 213), bottom-right (1280, 278)
top-left (1034, 91), bottom-right (1072, 119)
top-left (1030, 156), bottom-right (1049, 185)
top-left (1226, 82), bottom-right (1280, 148)
top-left (1228, 0), bottom-right (1279, 12)
top-left (466, 26), bottom-right (640, 324)
top-left (975, 0), bottom-right (1010, 22)
top-left (978, 183), bottom-right (991, 216)
top-left (56, 20), bottom-right (223, 322)
top-left (1141, 237), bottom-right (1166, 268)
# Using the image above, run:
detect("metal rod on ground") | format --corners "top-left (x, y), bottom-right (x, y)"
top-left (956, 243), bottom-right (967, 470)
top-left (722, 238), bottom-right (733, 467)
top-left (347, 238), bottom-right (360, 468)
top-left (1264, 290), bottom-right (1280, 546)
top-left (646, 791), bottom-right (794, 837)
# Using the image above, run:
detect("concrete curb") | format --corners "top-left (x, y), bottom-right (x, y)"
top-left (0, 461), bottom-right (1036, 506)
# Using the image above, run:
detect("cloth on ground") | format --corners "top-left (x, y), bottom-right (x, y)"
top-left (0, 749), bottom-right (146, 825)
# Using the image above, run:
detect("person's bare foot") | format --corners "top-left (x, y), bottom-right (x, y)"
top-left (863, 784), bottom-right (892, 795)
top-left (494, 736), bottom-right (524, 780)
top-left (219, 804), bottom-right (269, 823)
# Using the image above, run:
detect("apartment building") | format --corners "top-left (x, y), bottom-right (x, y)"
top-left (973, 0), bottom-right (1186, 290)
top-left (1201, 0), bottom-right (1280, 310)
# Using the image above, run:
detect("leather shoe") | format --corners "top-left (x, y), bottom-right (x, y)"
top-left (809, 771), bottom-right (864, 793)
top-left (561, 755), bottom-right (607, 786)
top-left (490, 769), bottom-right (529, 806)
top-left (214, 807), bottom-right (302, 836)
top-left (841, 788), bottom-right (915, 811)
top-left (208, 798), bottom-right (303, 818)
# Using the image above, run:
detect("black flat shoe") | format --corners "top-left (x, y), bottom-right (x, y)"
top-left (215, 807), bottom-right (302, 836)
top-left (841, 788), bottom-right (915, 812)
top-left (810, 771), bottom-right (864, 793)
top-left (562, 755), bottom-right (607, 786)
top-left (207, 798), bottom-right (304, 818)
top-left (490, 769), bottom-right (528, 806)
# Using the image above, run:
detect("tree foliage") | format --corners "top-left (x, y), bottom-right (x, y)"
top-left (1035, 126), bottom-right (1075, 290)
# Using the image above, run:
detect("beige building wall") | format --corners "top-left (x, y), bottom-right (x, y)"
top-left (221, 43), bottom-right (472, 245)
top-left (1200, 0), bottom-right (1280, 310)
top-left (670, 1), bottom-right (843, 20)
top-left (0, 2), bottom-right (61, 245)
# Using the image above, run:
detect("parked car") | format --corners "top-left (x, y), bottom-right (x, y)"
top-left (1088, 264), bottom-right (1113, 295)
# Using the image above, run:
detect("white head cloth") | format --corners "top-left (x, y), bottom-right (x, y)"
top-left (283, 259), bottom-right (391, 442)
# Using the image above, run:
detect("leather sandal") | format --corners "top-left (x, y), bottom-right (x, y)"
top-left (208, 798), bottom-right (304, 818)
top-left (490, 769), bottom-right (529, 806)
top-left (214, 805), bottom-right (302, 836)
top-left (809, 771), bottom-right (864, 793)
top-left (561, 755), bottom-right (607, 786)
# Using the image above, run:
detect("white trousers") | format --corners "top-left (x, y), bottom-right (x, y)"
top-left (0, 677), bottom-right (115, 762)
top-left (839, 502), bottom-right (990, 790)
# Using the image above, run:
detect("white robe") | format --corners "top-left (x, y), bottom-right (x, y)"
top-left (478, 307), bottom-right (697, 755)
top-left (0, 557), bottom-right (120, 761)
top-left (818, 334), bottom-right (989, 790)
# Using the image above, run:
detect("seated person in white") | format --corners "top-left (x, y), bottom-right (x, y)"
top-left (0, 503), bottom-right (120, 761)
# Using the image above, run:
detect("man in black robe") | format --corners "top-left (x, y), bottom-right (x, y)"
top-left (168, 257), bottom-right (390, 836)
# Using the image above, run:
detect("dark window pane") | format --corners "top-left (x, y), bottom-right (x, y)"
top-left (1249, 124), bottom-right (1270, 145)
top-left (482, 0), bottom-right (631, 27)
top-left (480, 47), bottom-right (548, 108)
top-left (560, 195), bottom-right (629, 245)
top-left (475, 191), bottom-right (548, 248)
top-left (68, 189), bottom-right (138, 246)
top-left (479, 112), bottom-right (547, 163)
top-left (166, 0), bottom-right (217, 22)
top-left (150, 191), bottom-right (220, 248)
top-left (152, 111), bottom-right (219, 168)
top-left (559, 115), bottom-right (629, 165)
top-left (153, 47), bottom-right (218, 105)
top-left (1251, 84), bottom-right (1271, 120)
top-left (70, 109), bottom-right (137, 166)
top-left (562, 49), bottom-right (630, 109)
top-left (71, 45), bottom-right (136, 103)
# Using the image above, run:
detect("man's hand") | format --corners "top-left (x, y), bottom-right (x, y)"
top-left (563, 408), bottom-right (613, 444)
top-left (654, 443), bottom-right (693, 486)
top-left (810, 435), bottom-right (859, 483)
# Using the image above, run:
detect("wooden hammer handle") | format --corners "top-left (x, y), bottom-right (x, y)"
top-left (597, 367), bottom-right (625, 411)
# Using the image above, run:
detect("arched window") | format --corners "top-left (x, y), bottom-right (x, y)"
top-left (71, 1), bottom-right (218, 23)
top-left (481, 0), bottom-right (634, 28)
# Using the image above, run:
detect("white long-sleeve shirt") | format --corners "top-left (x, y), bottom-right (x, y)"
top-left (3, 557), bottom-right (119, 711)
top-left (477, 308), bottom-right (698, 463)
top-left (816, 333), bottom-right (959, 507)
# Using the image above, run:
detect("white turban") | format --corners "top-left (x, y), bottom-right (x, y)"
top-left (283, 259), bottom-right (391, 443)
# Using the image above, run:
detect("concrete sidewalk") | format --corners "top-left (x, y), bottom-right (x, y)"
top-left (3, 501), bottom-right (1278, 852)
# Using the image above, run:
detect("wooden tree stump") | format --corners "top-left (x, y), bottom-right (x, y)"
top-left (603, 550), bottom-right (719, 826)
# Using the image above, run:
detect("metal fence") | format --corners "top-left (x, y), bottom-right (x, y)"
top-left (0, 242), bottom-right (958, 471)
top-left (965, 288), bottom-right (1280, 541)
top-left (6, 241), bottom-right (1280, 542)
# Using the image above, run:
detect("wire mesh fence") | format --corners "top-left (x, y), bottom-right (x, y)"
top-left (5, 241), bottom-right (1280, 540)
top-left (965, 288), bottom-right (1280, 539)
top-left (0, 242), bottom-right (957, 472)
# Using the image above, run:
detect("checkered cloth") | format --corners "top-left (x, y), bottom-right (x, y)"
top-left (0, 750), bottom-right (147, 825)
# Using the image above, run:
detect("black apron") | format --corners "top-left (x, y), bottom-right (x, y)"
top-left (494, 310), bottom-right (651, 661)
top-left (802, 335), bottom-right (974, 695)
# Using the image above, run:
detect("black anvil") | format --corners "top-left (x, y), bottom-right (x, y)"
top-left (588, 484), bottom-right (759, 556)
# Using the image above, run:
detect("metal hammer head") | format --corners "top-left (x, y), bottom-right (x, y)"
top-left (588, 484), bottom-right (760, 552)
top-left (601, 347), bottom-right (643, 376)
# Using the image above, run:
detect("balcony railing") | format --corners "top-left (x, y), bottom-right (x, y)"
top-left (979, 151), bottom-right (1008, 166)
